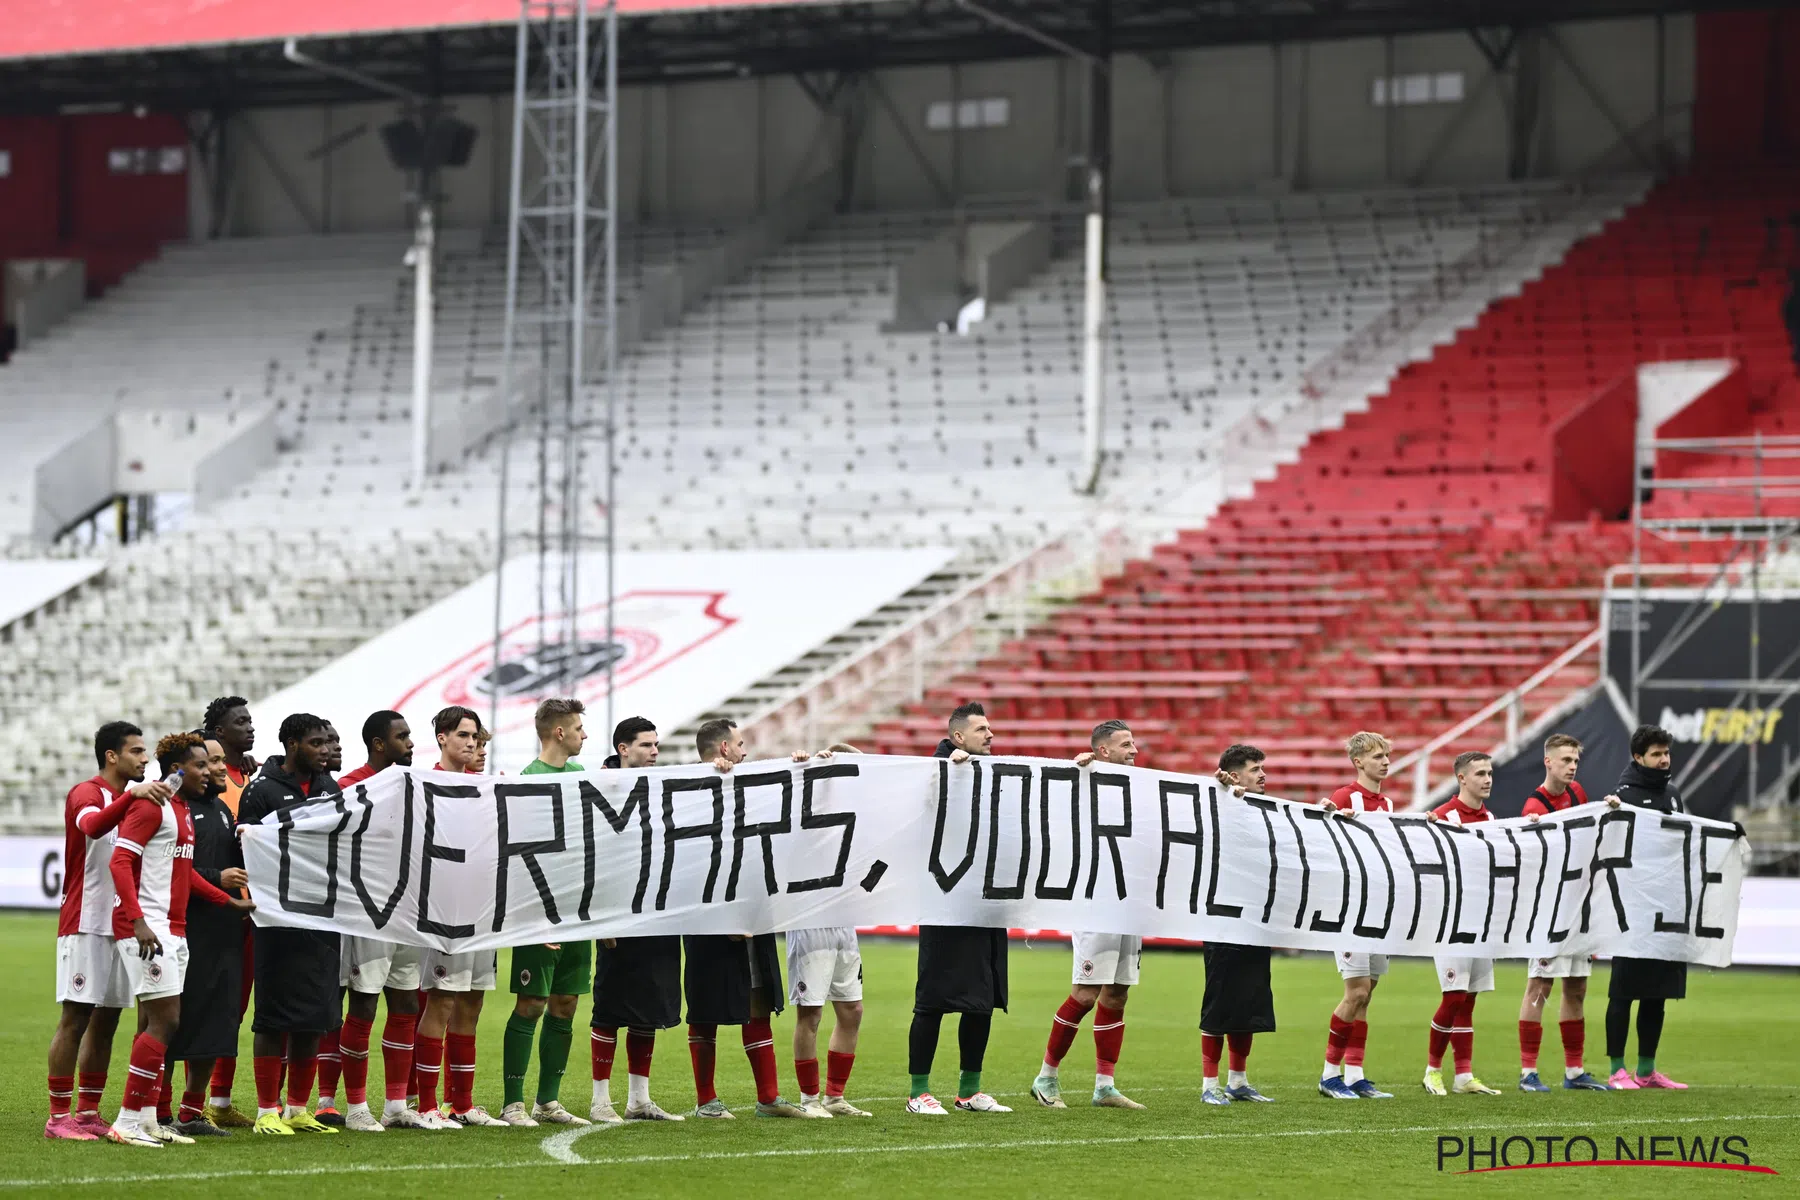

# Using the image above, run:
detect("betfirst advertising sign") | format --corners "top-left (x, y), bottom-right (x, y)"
top-left (251, 548), bottom-right (954, 770)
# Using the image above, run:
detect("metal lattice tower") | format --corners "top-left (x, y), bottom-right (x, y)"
top-left (491, 0), bottom-right (619, 737)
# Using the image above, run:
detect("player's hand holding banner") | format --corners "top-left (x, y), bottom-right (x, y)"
top-left (239, 756), bottom-right (1747, 965)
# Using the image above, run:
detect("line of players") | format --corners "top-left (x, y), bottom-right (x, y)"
top-left (45, 696), bottom-right (1693, 1147)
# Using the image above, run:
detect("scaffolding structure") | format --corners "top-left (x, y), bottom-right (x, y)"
top-left (489, 0), bottom-right (619, 737)
top-left (1626, 431), bottom-right (1800, 811)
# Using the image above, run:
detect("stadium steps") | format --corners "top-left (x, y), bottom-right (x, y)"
top-left (663, 546), bottom-right (1002, 761)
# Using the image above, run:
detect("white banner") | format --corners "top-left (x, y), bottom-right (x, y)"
top-left (240, 757), bottom-right (1748, 966)
top-left (0, 836), bottom-right (64, 909)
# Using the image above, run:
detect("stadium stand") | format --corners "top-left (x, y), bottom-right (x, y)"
top-left (870, 170), bottom-right (1800, 797)
top-left (0, 178), bottom-right (1653, 817)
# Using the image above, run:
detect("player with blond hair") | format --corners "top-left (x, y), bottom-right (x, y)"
top-left (1317, 731), bottom-right (1396, 1100)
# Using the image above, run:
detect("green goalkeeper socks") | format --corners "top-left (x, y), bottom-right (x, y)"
top-left (958, 1070), bottom-right (981, 1099)
top-left (1609, 1055), bottom-right (1627, 1075)
top-left (537, 1014), bottom-right (575, 1105)
top-left (1636, 1056), bottom-right (1655, 1078)
top-left (503, 1012), bottom-right (540, 1107)
top-left (910, 1074), bottom-right (931, 1099)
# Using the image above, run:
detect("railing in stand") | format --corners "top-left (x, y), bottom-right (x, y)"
top-left (1392, 628), bottom-right (1604, 809)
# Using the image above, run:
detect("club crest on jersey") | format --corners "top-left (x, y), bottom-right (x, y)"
top-left (71, 973), bottom-right (86, 992)
top-left (434, 964), bottom-right (449, 979)
top-left (396, 591), bottom-right (737, 742)
top-left (1081, 960), bottom-right (1094, 976)
top-left (519, 969), bottom-right (531, 985)
top-left (146, 961), bottom-right (162, 983)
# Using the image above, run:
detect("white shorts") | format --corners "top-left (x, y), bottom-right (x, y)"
top-left (1071, 932), bottom-right (1142, 986)
top-left (785, 927), bottom-right (862, 1005)
top-left (347, 937), bottom-right (423, 993)
top-left (423, 949), bottom-right (497, 993)
top-left (1336, 951), bottom-right (1390, 980)
top-left (1528, 954), bottom-right (1594, 980)
top-left (55, 933), bottom-right (135, 1009)
top-left (116, 934), bottom-right (189, 1002)
top-left (1434, 955), bottom-right (1495, 994)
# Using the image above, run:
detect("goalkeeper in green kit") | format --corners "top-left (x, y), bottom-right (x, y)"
top-left (498, 698), bottom-right (595, 1126)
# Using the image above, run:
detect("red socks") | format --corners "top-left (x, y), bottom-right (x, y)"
top-left (253, 1055), bottom-right (284, 1111)
top-left (1325, 1014), bottom-right (1352, 1066)
top-left (123, 1034), bottom-right (168, 1114)
top-left (412, 1036), bottom-right (444, 1113)
top-left (285, 1052), bottom-right (319, 1112)
top-left (1045, 994), bottom-right (1092, 1067)
top-left (591, 1027), bottom-right (617, 1082)
top-left (445, 1032), bottom-right (477, 1113)
top-left (339, 1014), bottom-right (374, 1106)
top-left (1227, 1032), bottom-right (1252, 1072)
top-left (826, 1050), bottom-right (854, 1098)
top-left (156, 1062), bottom-right (174, 1123)
top-left (76, 1071), bottom-right (106, 1115)
top-left (625, 1027), bottom-right (655, 1077)
top-left (1201, 1032), bottom-right (1224, 1077)
top-left (209, 1057), bottom-right (235, 1104)
top-left (179, 1085), bottom-right (207, 1123)
top-left (316, 1029), bottom-right (342, 1101)
top-left (795, 1057), bottom-right (820, 1096)
top-left (688, 1024), bottom-right (719, 1106)
top-left (1560, 1018), bottom-right (1585, 1069)
top-left (1347, 1019), bottom-right (1369, 1068)
top-left (381, 1011), bottom-right (417, 1103)
top-left (1519, 1020), bottom-right (1543, 1071)
top-left (47, 1075), bottom-right (73, 1118)
top-left (1427, 995), bottom-right (1458, 1069)
top-left (742, 1019), bottom-right (779, 1105)
top-left (1093, 1004), bottom-right (1125, 1076)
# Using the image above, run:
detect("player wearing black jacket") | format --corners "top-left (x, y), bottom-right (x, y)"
top-left (237, 714), bottom-right (344, 1133)
top-left (1603, 726), bottom-right (1689, 1091)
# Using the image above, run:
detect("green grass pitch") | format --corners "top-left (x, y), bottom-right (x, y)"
top-left (2, 912), bottom-right (1795, 1197)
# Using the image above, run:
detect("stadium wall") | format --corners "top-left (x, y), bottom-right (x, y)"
top-left (200, 14), bottom-right (1693, 238)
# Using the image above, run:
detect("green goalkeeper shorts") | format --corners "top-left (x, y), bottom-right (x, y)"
top-left (509, 941), bottom-right (593, 998)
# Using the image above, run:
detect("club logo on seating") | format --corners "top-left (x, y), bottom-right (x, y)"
top-left (396, 591), bottom-right (737, 739)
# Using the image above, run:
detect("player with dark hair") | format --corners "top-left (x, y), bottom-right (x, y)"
top-left (1516, 733), bottom-right (1619, 1093)
top-left (499, 698), bottom-right (594, 1128)
top-left (106, 733), bottom-right (250, 1146)
top-left (1421, 751), bottom-right (1501, 1096)
top-left (1032, 719), bottom-right (1144, 1111)
top-left (589, 717), bottom-right (684, 1124)
top-left (47, 722), bottom-right (174, 1140)
top-left (238, 713), bottom-right (344, 1134)
top-left (201, 697), bottom-right (260, 1122)
top-left (786, 740), bottom-right (874, 1118)
top-left (1604, 725), bottom-right (1689, 1091)
top-left (415, 706), bottom-right (505, 1125)
top-left (321, 712), bottom-right (439, 1131)
top-left (684, 719), bottom-right (815, 1119)
top-left (909, 702), bottom-right (1010, 1115)
top-left (1195, 744), bottom-right (1278, 1106)
top-left (1317, 730), bottom-right (1397, 1100)
top-left (161, 735), bottom-right (252, 1138)
top-left (201, 697), bottom-right (258, 817)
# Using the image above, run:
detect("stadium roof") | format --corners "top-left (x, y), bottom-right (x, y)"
top-left (0, 0), bottom-right (1772, 114)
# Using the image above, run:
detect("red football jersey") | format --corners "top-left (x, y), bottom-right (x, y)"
top-left (338, 763), bottom-right (379, 789)
top-left (110, 795), bottom-right (198, 939)
top-left (1521, 780), bottom-right (1588, 817)
top-left (59, 776), bottom-right (132, 936)
top-left (1431, 796), bottom-right (1494, 825)
top-left (1328, 783), bottom-right (1392, 813)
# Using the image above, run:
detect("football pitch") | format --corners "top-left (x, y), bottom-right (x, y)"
top-left (3, 914), bottom-right (1795, 1198)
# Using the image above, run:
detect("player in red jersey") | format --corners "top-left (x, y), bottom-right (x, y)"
top-left (46, 722), bottom-right (175, 1140)
top-left (329, 712), bottom-right (442, 1130)
top-left (201, 696), bottom-right (258, 1125)
top-left (1032, 720), bottom-right (1146, 1111)
top-left (1422, 751), bottom-right (1500, 1096)
top-left (105, 734), bottom-right (252, 1146)
top-left (414, 707), bottom-right (506, 1125)
top-left (1516, 733), bottom-right (1619, 1093)
top-left (1316, 731), bottom-right (1396, 1100)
